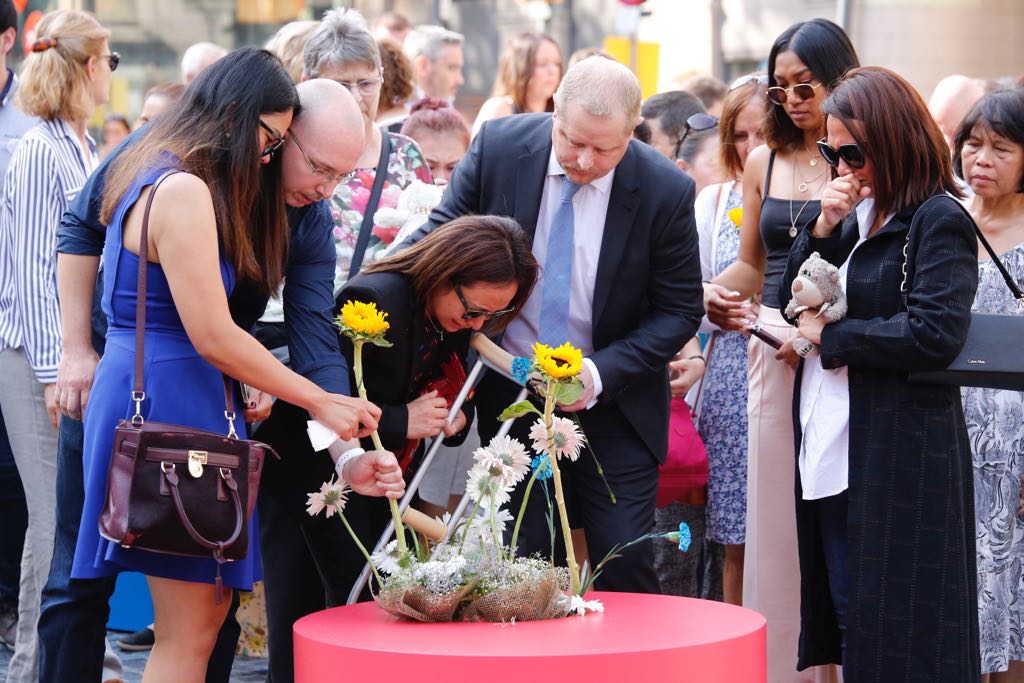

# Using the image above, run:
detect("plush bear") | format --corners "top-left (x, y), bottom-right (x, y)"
top-left (784, 251), bottom-right (848, 358)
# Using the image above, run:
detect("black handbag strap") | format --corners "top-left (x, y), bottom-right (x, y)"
top-left (348, 130), bottom-right (393, 280)
top-left (132, 170), bottom-right (237, 435)
top-left (900, 194), bottom-right (1024, 308)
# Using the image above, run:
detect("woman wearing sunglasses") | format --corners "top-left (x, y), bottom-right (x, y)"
top-left (702, 18), bottom-right (859, 683)
top-left (0, 10), bottom-right (116, 680)
top-left (257, 215), bottom-right (537, 601)
top-left (781, 66), bottom-right (979, 681)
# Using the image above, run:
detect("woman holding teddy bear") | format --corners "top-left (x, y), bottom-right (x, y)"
top-left (779, 66), bottom-right (980, 681)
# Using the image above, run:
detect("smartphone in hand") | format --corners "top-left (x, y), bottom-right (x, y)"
top-left (748, 323), bottom-right (783, 350)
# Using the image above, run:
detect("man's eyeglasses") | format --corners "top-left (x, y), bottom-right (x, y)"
top-left (676, 113), bottom-right (719, 159)
top-left (334, 73), bottom-right (384, 97)
top-left (766, 82), bottom-right (822, 106)
top-left (454, 283), bottom-right (514, 321)
top-left (290, 129), bottom-right (355, 184)
top-left (102, 52), bottom-right (120, 72)
top-left (816, 138), bottom-right (866, 170)
top-left (258, 119), bottom-right (286, 159)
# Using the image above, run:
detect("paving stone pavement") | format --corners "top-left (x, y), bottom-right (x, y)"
top-left (0, 632), bottom-right (268, 682)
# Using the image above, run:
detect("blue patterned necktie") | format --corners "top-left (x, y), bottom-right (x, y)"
top-left (538, 175), bottom-right (582, 346)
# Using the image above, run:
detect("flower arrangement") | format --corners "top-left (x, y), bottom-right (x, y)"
top-left (306, 338), bottom-right (690, 622)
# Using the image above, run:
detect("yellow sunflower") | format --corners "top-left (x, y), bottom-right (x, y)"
top-left (337, 300), bottom-right (390, 339)
top-left (533, 342), bottom-right (583, 379)
top-left (727, 207), bottom-right (743, 229)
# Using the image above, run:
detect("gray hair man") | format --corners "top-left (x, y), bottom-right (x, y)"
top-left (180, 41), bottom-right (227, 85)
top-left (404, 24), bottom-right (464, 101)
top-left (405, 55), bottom-right (704, 594)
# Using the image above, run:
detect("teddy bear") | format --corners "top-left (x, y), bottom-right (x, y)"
top-left (373, 180), bottom-right (445, 256)
top-left (784, 251), bottom-right (848, 358)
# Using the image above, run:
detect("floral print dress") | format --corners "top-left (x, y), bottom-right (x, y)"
top-left (962, 242), bottom-right (1024, 674)
top-left (329, 132), bottom-right (432, 292)
top-left (698, 187), bottom-right (749, 545)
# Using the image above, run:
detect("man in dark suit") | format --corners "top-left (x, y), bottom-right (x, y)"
top-left (409, 56), bottom-right (704, 593)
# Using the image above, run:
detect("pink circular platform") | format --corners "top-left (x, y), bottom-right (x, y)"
top-left (294, 592), bottom-right (766, 682)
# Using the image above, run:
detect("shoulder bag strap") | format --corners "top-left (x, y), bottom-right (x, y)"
top-left (348, 131), bottom-right (394, 280)
top-left (900, 195), bottom-right (1024, 309)
top-left (132, 170), bottom-right (239, 436)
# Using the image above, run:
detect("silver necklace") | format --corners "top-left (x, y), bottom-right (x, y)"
top-left (794, 148), bottom-right (826, 193)
top-left (789, 161), bottom-right (815, 238)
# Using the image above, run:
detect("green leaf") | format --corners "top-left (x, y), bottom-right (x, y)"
top-left (498, 400), bottom-right (542, 422)
top-left (370, 337), bottom-right (393, 348)
top-left (553, 380), bottom-right (584, 405)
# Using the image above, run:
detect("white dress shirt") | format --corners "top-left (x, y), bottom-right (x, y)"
top-left (502, 149), bottom-right (615, 400)
top-left (798, 198), bottom-right (889, 500)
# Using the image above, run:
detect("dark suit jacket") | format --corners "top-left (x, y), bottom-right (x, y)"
top-left (408, 113), bottom-right (704, 462)
top-left (780, 196), bottom-right (980, 681)
top-left (338, 271), bottom-right (474, 452)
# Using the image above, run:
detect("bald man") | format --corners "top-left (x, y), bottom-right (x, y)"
top-left (929, 74), bottom-right (985, 148)
top-left (38, 80), bottom-right (367, 683)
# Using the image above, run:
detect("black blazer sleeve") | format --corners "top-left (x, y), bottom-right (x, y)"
top-left (819, 197), bottom-right (977, 371)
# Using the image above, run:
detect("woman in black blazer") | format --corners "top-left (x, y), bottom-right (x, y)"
top-left (255, 215), bottom-right (537, 669)
top-left (780, 67), bottom-right (980, 682)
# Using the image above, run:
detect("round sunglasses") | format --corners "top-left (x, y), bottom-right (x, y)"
top-left (816, 138), bottom-right (866, 169)
top-left (766, 82), bottom-right (822, 106)
top-left (675, 112), bottom-right (719, 159)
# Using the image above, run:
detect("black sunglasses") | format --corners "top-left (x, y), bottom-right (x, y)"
top-left (102, 52), bottom-right (120, 72)
top-left (454, 283), bottom-right (514, 321)
top-left (258, 119), bottom-right (286, 159)
top-left (816, 138), bottom-right (866, 170)
top-left (675, 113), bottom-right (719, 159)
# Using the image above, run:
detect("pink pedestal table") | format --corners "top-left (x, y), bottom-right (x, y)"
top-left (294, 592), bottom-right (766, 682)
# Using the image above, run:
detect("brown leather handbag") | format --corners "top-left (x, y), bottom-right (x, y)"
top-left (97, 170), bottom-right (278, 601)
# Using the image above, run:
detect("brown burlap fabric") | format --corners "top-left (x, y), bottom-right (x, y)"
top-left (461, 567), bottom-right (571, 622)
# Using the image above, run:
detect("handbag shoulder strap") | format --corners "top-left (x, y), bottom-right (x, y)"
top-left (132, 170), bottom-right (237, 434)
top-left (900, 194), bottom-right (1024, 308)
top-left (347, 131), bottom-right (394, 280)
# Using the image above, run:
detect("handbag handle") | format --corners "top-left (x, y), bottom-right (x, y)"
top-left (162, 462), bottom-right (244, 552)
top-left (132, 171), bottom-right (238, 435)
top-left (900, 194), bottom-right (1024, 308)
top-left (347, 131), bottom-right (393, 280)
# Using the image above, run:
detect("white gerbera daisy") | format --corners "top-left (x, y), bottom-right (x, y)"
top-left (529, 416), bottom-right (586, 461)
top-left (305, 477), bottom-right (350, 518)
top-left (465, 466), bottom-right (512, 506)
top-left (568, 595), bottom-right (605, 616)
top-left (472, 435), bottom-right (531, 485)
top-left (371, 539), bottom-right (402, 575)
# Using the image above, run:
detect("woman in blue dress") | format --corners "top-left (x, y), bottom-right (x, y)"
top-left (71, 49), bottom-right (403, 682)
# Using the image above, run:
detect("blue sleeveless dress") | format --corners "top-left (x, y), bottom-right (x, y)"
top-left (72, 164), bottom-right (261, 589)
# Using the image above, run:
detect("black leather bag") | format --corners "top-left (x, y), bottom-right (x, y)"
top-left (905, 197), bottom-right (1024, 390)
top-left (97, 171), bottom-right (278, 602)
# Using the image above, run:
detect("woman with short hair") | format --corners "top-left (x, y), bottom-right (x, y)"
top-left (400, 97), bottom-right (471, 186)
top-left (953, 88), bottom-right (1024, 682)
top-left (0, 10), bottom-right (114, 680)
top-left (782, 65), bottom-right (980, 680)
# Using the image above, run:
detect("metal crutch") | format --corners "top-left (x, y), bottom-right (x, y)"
top-left (345, 334), bottom-right (526, 604)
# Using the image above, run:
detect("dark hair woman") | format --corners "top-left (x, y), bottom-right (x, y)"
top-left (256, 214), bottom-right (538, 609)
top-left (953, 88), bottom-right (1024, 681)
top-left (472, 32), bottom-right (562, 136)
top-left (74, 48), bottom-right (387, 680)
top-left (702, 19), bottom-right (859, 682)
top-left (781, 66), bottom-right (978, 681)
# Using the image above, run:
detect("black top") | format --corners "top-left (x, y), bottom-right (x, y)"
top-left (759, 151), bottom-right (820, 309)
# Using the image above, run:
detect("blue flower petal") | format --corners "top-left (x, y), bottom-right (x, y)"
top-left (677, 522), bottom-right (692, 552)
top-left (512, 356), bottom-right (531, 386)
top-left (531, 454), bottom-right (552, 481)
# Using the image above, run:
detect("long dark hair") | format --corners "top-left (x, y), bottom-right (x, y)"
top-left (101, 48), bottom-right (299, 296)
top-left (763, 18), bottom-right (859, 150)
top-left (363, 215), bottom-right (539, 333)
top-left (823, 66), bottom-right (964, 216)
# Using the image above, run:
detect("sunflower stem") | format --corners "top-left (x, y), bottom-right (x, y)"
top-left (353, 341), bottom-right (407, 554)
top-left (544, 379), bottom-right (580, 595)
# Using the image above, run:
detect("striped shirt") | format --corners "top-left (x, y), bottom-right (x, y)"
top-left (0, 118), bottom-right (97, 383)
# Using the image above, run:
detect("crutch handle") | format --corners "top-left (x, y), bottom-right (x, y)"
top-left (470, 333), bottom-right (517, 381)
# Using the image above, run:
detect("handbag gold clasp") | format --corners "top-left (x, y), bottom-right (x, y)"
top-left (187, 450), bottom-right (208, 478)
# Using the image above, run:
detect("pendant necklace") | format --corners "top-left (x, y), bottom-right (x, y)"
top-left (427, 314), bottom-right (444, 341)
top-left (794, 148), bottom-right (826, 194)
top-left (788, 160), bottom-right (815, 238)
top-left (802, 142), bottom-right (822, 167)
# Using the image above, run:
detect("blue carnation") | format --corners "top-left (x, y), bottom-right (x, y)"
top-left (531, 454), bottom-right (552, 481)
top-left (677, 522), bottom-right (691, 552)
top-left (511, 356), bottom-right (531, 386)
